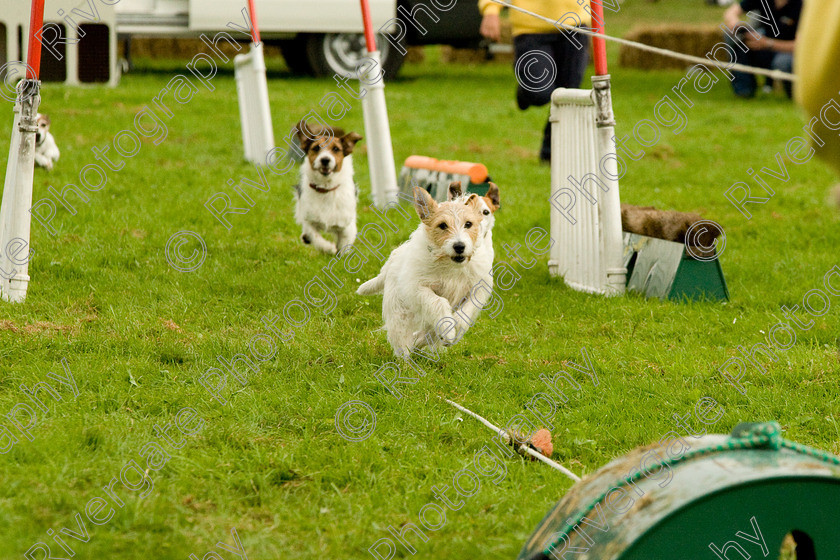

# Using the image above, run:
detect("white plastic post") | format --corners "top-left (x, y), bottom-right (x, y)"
top-left (548, 84), bottom-right (625, 296)
top-left (360, 50), bottom-right (398, 207)
top-left (234, 42), bottom-right (274, 164)
top-left (0, 83), bottom-right (40, 302)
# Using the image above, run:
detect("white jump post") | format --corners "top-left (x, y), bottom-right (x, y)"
top-left (548, 3), bottom-right (625, 296)
top-left (359, 0), bottom-right (398, 207)
top-left (234, 0), bottom-right (274, 164)
top-left (0, 0), bottom-right (44, 303)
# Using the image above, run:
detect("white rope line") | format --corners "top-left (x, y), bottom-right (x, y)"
top-left (490, 0), bottom-right (797, 82)
top-left (444, 397), bottom-right (504, 433)
top-left (441, 397), bottom-right (582, 482)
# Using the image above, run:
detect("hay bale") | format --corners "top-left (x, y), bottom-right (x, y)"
top-left (440, 45), bottom-right (491, 64)
top-left (123, 38), bottom-right (281, 60)
top-left (619, 24), bottom-right (722, 70)
top-left (405, 46), bottom-right (426, 64)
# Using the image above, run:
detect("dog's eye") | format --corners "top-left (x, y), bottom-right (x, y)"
top-left (465, 221), bottom-right (473, 228)
top-left (483, 210), bottom-right (490, 215)
top-left (332, 146), bottom-right (340, 153)
top-left (312, 145), bottom-right (320, 153)
top-left (437, 223), bottom-right (448, 230)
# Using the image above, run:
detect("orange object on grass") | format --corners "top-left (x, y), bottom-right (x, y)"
top-left (403, 155), bottom-right (489, 185)
top-left (530, 429), bottom-right (554, 457)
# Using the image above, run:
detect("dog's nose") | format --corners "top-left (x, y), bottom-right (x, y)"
top-left (453, 242), bottom-right (465, 254)
top-left (319, 157), bottom-right (330, 166)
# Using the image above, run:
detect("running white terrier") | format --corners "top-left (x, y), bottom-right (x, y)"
top-left (294, 120), bottom-right (362, 254)
top-left (358, 183), bottom-right (499, 358)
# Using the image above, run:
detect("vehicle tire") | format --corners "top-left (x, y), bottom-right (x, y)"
top-left (274, 37), bottom-right (315, 75)
top-left (304, 32), bottom-right (405, 80)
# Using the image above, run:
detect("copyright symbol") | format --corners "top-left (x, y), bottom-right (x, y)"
top-left (514, 50), bottom-right (557, 94)
top-left (0, 63), bottom-right (38, 103)
top-left (165, 230), bottom-right (207, 272)
top-left (335, 400), bottom-right (377, 442)
top-left (685, 220), bottom-right (725, 261)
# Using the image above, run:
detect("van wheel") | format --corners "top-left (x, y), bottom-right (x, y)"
top-left (305, 32), bottom-right (405, 79)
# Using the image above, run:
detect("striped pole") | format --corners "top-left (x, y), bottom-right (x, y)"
top-left (359, 0), bottom-right (398, 207)
top-left (0, 0), bottom-right (45, 302)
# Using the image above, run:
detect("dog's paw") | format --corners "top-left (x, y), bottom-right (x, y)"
top-left (439, 329), bottom-right (458, 346)
top-left (412, 330), bottom-right (433, 348)
top-left (439, 336), bottom-right (455, 347)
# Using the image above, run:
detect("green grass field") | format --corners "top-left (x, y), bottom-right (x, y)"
top-left (1, 2), bottom-right (839, 558)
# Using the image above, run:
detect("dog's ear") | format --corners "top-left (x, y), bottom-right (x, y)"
top-left (447, 181), bottom-right (462, 201)
top-left (465, 193), bottom-right (482, 212)
top-left (413, 186), bottom-right (437, 222)
top-left (341, 132), bottom-right (363, 154)
top-left (296, 120), bottom-right (313, 151)
top-left (485, 182), bottom-right (500, 210)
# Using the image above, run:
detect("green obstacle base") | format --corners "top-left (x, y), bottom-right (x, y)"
top-left (623, 232), bottom-right (729, 302)
top-left (518, 422), bottom-right (840, 560)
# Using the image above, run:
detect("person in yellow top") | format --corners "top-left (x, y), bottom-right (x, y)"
top-left (479, 0), bottom-right (592, 162)
top-left (794, 0), bottom-right (840, 180)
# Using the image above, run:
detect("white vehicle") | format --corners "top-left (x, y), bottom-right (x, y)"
top-left (115, 0), bottom-right (484, 78)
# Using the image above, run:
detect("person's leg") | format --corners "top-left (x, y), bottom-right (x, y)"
top-left (537, 30), bottom-right (590, 161)
top-left (772, 52), bottom-right (794, 98)
top-left (552, 30), bottom-right (589, 89)
top-left (725, 33), bottom-right (757, 97)
top-left (513, 33), bottom-right (556, 110)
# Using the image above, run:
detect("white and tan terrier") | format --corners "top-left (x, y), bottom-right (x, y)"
top-left (294, 120), bottom-right (362, 254)
top-left (34, 113), bottom-right (60, 171)
top-left (358, 183), bottom-right (499, 358)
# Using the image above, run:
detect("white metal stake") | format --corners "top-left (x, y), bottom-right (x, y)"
top-left (0, 81), bottom-right (40, 303)
top-left (592, 75), bottom-right (626, 296)
top-left (360, 50), bottom-right (398, 207)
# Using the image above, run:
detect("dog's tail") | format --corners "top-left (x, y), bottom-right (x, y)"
top-left (357, 274), bottom-right (385, 296)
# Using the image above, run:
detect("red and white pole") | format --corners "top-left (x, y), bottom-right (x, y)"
top-left (589, 0), bottom-right (626, 295)
top-left (26, 0), bottom-right (45, 80)
top-left (246, 0), bottom-right (261, 45)
top-left (359, 0), bottom-right (398, 207)
top-left (234, 0), bottom-right (274, 163)
top-left (0, 0), bottom-right (45, 302)
top-left (590, 0), bottom-right (608, 77)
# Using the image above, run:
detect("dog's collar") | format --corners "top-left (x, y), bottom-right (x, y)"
top-left (309, 183), bottom-right (340, 194)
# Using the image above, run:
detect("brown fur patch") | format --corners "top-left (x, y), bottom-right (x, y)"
top-left (305, 136), bottom-right (349, 172)
top-left (621, 204), bottom-right (722, 250)
top-left (414, 187), bottom-right (483, 253)
top-left (483, 182), bottom-right (501, 212)
top-left (297, 119), bottom-right (362, 174)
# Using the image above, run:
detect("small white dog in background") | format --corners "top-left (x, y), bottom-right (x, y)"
top-left (34, 113), bottom-right (60, 171)
top-left (358, 184), bottom-right (498, 358)
top-left (293, 120), bottom-right (362, 254)
top-left (452, 181), bottom-right (500, 256)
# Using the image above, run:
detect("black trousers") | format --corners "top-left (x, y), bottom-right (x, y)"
top-left (513, 31), bottom-right (590, 159)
